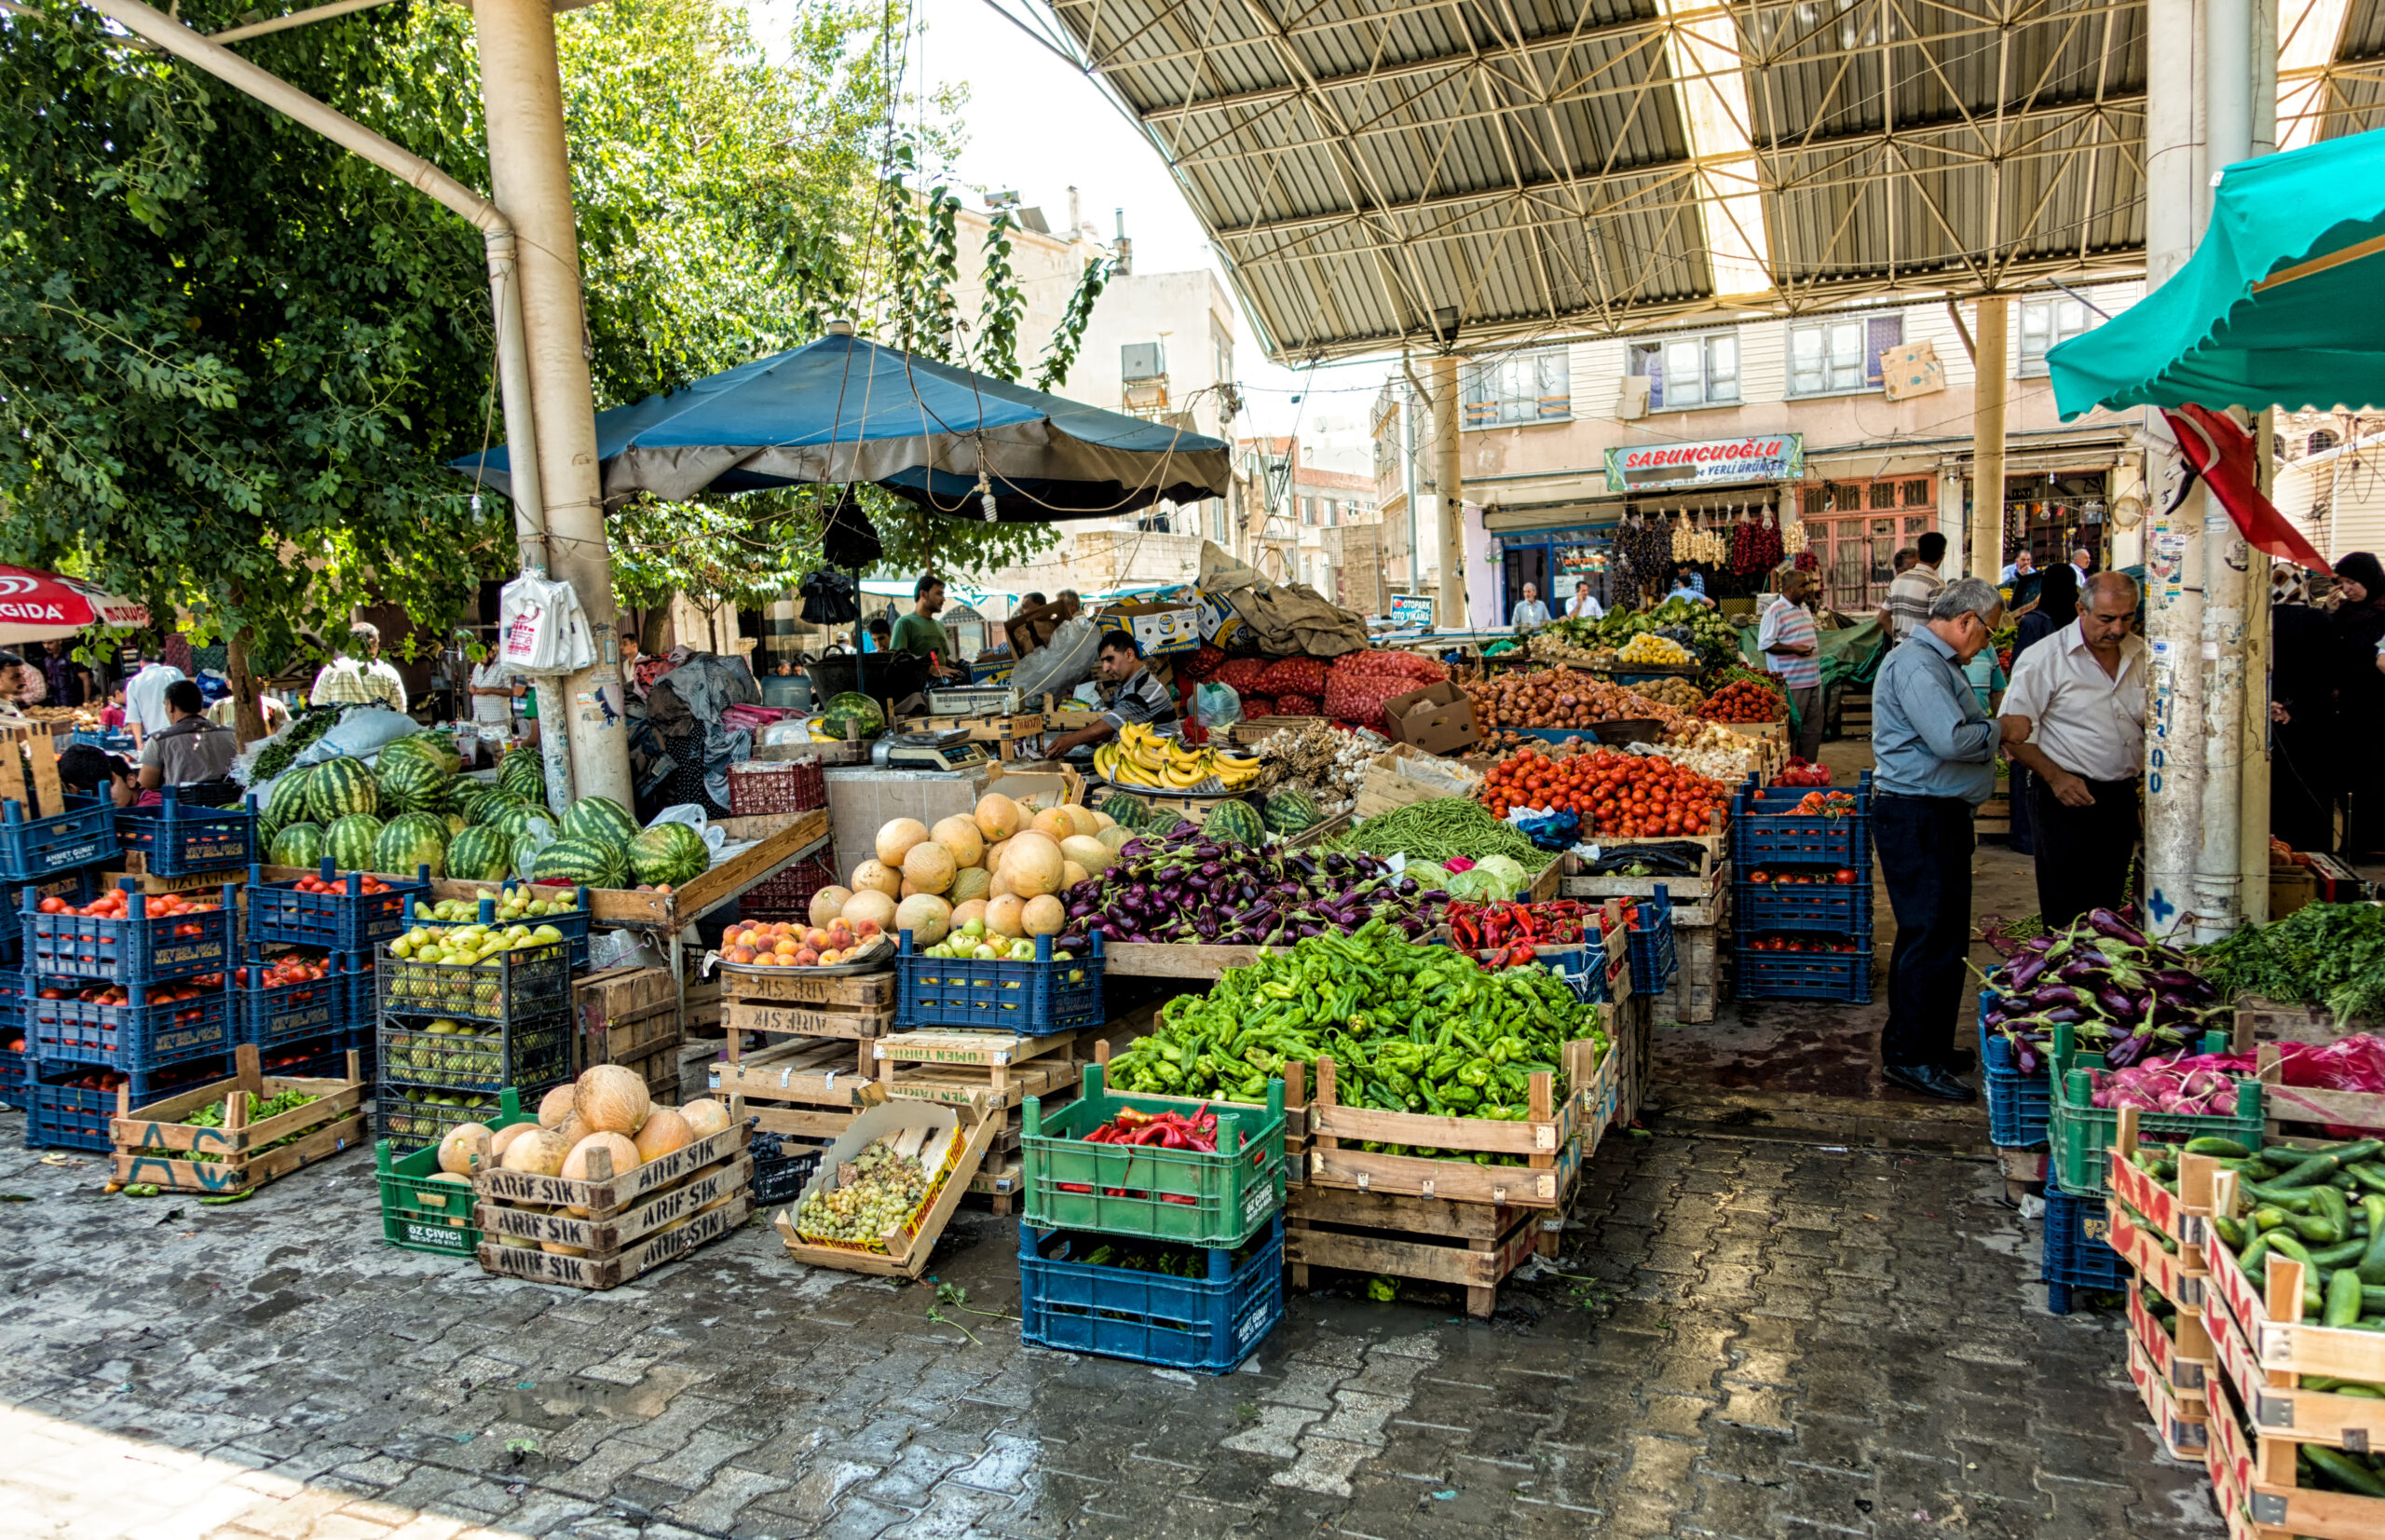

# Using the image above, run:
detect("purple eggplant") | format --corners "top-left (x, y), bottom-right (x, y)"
top-left (2087, 907), bottom-right (2149, 949)
top-left (2005, 952), bottom-right (2051, 990)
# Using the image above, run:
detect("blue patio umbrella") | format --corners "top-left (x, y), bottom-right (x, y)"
top-left (450, 330), bottom-right (1230, 521)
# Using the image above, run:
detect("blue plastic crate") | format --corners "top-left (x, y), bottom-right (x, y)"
top-left (0, 793), bottom-right (116, 883)
top-left (1728, 771), bottom-right (1874, 866)
top-left (241, 948), bottom-right (375, 1051)
top-left (1731, 876), bottom-right (1873, 933)
top-left (4, 867), bottom-right (102, 974)
top-left (20, 880), bottom-right (236, 985)
top-left (410, 884), bottom-right (592, 971)
top-left (896, 931), bottom-right (1104, 1034)
top-left (1018, 1214), bottom-right (1285, 1374)
top-left (246, 860), bottom-right (430, 953)
top-left (0, 1045), bottom-right (23, 1111)
top-left (256, 1029), bottom-right (373, 1083)
top-left (115, 788), bottom-right (258, 878)
top-left (1625, 885), bottom-right (1680, 995)
top-left (23, 974), bottom-right (235, 1072)
top-left (1981, 992), bottom-right (2052, 1149)
top-left (2042, 1182), bottom-right (2130, 1314)
top-left (24, 1056), bottom-right (230, 1152)
top-left (1732, 941), bottom-right (1872, 1002)
top-left (67, 729), bottom-right (140, 755)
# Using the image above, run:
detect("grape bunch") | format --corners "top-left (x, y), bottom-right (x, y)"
top-left (794, 1139), bottom-right (934, 1247)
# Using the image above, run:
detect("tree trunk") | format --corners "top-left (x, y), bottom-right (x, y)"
top-left (226, 626), bottom-right (267, 748)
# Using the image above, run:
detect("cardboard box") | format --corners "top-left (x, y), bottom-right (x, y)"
top-left (1193, 589), bottom-right (1245, 648)
top-left (1380, 680), bottom-right (1480, 755)
top-left (1099, 599), bottom-right (1202, 657)
top-left (983, 760), bottom-right (1086, 809)
top-left (1880, 341), bottom-right (1945, 401)
top-left (772, 1098), bottom-right (995, 1276)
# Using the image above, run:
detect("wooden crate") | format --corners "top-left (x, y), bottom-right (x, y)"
top-left (111, 857), bottom-right (255, 897)
top-left (618, 1038), bottom-right (683, 1106)
top-left (894, 711), bottom-right (1046, 760)
top-left (2233, 996), bottom-right (2377, 1048)
top-left (878, 1056), bottom-right (1080, 1112)
top-left (478, 1121), bottom-right (749, 1220)
top-left (711, 1036), bottom-right (879, 1140)
top-left (0, 721), bottom-right (70, 818)
top-left (605, 1003), bottom-right (681, 1066)
top-left (1561, 849), bottom-right (1727, 926)
top-left (870, 1025), bottom-right (1079, 1093)
top-left (1305, 1043), bottom-right (1596, 1206)
top-left (109, 1044), bottom-right (368, 1194)
top-left (2205, 1265), bottom-right (2385, 1453)
top-left (1659, 915), bottom-right (1726, 1025)
top-left (775, 1110), bottom-right (1002, 1273)
top-left (720, 966), bottom-right (895, 1041)
top-left (1285, 1179), bottom-right (1560, 1320)
top-left (478, 1147), bottom-right (752, 1255)
top-left (476, 1193), bottom-right (753, 1289)
top-left (2128, 1331), bottom-right (2211, 1462)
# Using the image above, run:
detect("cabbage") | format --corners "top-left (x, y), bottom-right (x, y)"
top-left (1446, 853), bottom-right (1530, 902)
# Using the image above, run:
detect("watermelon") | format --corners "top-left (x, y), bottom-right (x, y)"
top-left (497, 747), bottom-right (545, 803)
top-left (1261, 787), bottom-right (1322, 834)
top-left (446, 825), bottom-right (516, 882)
top-left (263, 768), bottom-right (317, 837)
top-left (818, 690), bottom-right (886, 740)
top-left (268, 822), bottom-right (327, 869)
top-left (531, 835), bottom-right (628, 890)
top-left (375, 752), bottom-right (448, 816)
top-left (305, 757), bottom-right (378, 825)
top-left (1201, 798), bottom-right (1267, 847)
top-left (491, 801), bottom-right (555, 843)
top-left (326, 813), bottom-right (385, 872)
top-left (561, 796), bottom-right (637, 850)
top-left (445, 777), bottom-right (496, 819)
top-left (1099, 794), bottom-right (1152, 833)
top-left (469, 789), bottom-right (528, 827)
top-left (375, 811), bottom-right (449, 879)
top-left (627, 821), bottom-right (709, 887)
top-left (375, 734), bottom-right (443, 778)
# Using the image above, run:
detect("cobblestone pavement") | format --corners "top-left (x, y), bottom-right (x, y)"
top-left (0, 1112), bottom-right (2222, 1540)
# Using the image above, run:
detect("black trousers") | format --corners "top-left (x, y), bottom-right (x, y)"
top-left (1874, 793), bottom-right (1975, 1070)
top-left (2027, 773), bottom-right (2140, 931)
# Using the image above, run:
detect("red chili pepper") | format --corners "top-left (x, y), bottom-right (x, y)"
top-left (1057, 1182), bottom-right (1093, 1193)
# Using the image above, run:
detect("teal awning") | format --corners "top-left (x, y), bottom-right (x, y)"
top-left (2049, 126), bottom-right (2385, 418)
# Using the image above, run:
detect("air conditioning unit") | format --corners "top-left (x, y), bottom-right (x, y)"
top-left (1121, 342), bottom-right (1165, 382)
top-left (1615, 376), bottom-right (1651, 419)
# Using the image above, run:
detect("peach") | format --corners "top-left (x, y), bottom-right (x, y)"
top-left (794, 947), bottom-right (821, 966)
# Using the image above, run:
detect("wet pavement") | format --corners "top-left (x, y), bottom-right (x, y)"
top-left (0, 1110), bottom-right (2222, 1539)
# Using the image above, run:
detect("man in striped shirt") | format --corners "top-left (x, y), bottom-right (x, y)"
top-left (1880, 531), bottom-right (1947, 642)
top-left (1759, 567), bottom-right (1826, 762)
top-left (1037, 631), bottom-right (1179, 760)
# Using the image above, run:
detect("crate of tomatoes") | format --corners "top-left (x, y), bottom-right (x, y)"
top-left (245, 858), bottom-right (429, 953)
top-left (1477, 746), bottom-right (1733, 840)
top-left (1735, 865), bottom-right (1870, 933)
top-left (22, 881), bottom-right (234, 986)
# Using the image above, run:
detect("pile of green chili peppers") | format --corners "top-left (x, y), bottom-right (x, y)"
top-left (1105, 918), bottom-right (1606, 1164)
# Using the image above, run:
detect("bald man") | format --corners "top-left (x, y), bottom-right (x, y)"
top-left (1997, 572), bottom-right (2146, 927)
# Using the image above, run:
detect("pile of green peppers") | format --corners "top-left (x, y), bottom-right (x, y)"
top-left (1105, 918), bottom-right (1606, 1164)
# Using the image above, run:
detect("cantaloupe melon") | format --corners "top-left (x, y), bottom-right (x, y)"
top-left (678, 1098), bottom-right (731, 1138)
top-left (540, 1240), bottom-right (590, 1257)
top-left (1002, 831), bottom-right (1065, 897)
top-left (427, 1171), bottom-right (473, 1227)
top-left (985, 893), bottom-right (1026, 938)
top-left (574, 1065), bottom-right (651, 1136)
top-left (951, 897), bottom-right (988, 930)
top-left (948, 865), bottom-right (991, 903)
top-left (810, 885), bottom-right (852, 925)
top-left (1021, 894), bottom-right (1066, 936)
top-left (840, 888), bottom-right (897, 932)
top-left (851, 859), bottom-right (902, 898)
top-left (632, 1107), bottom-right (693, 1164)
top-left (899, 879), bottom-right (923, 898)
top-left (1097, 824), bottom-right (1135, 852)
top-left (896, 893), bottom-right (952, 947)
top-left (537, 1084), bottom-right (578, 1129)
top-left (1029, 807), bottom-right (1076, 842)
top-left (974, 792), bottom-right (1023, 841)
top-left (875, 817), bottom-right (930, 865)
top-left (1059, 834), bottom-right (1113, 874)
top-left (500, 1127), bottom-right (573, 1176)
top-left (562, 1133), bottom-right (642, 1215)
top-left (438, 1123), bottom-right (493, 1177)
top-left (490, 1122), bottom-right (539, 1158)
top-left (1062, 861), bottom-right (1088, 890)
top-left (1089, 810), bottom-right (1117, 830)
top-left (931, 814), bottom-right (985, 870)
top-left (902, 839), bottom-right (956, 893)
top-left (1063, 805), bottom-right (1100, 838)
top-left (988, 865), bottom-right (1016, 899)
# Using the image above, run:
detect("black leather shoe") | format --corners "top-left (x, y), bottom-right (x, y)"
top-left (1883, 1062), bottom-right (1978, 1101)
top-left (1941, 1046), bottom-right (1978, 1073)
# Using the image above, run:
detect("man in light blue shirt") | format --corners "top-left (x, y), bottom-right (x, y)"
top-left (1870, 575), bottom-right (2006, 1103)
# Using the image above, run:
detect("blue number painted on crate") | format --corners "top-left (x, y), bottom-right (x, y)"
top-left (116, 1151), bottom-right (246, 1192)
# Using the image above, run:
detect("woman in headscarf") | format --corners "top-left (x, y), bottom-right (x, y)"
top-left (2002, 563), bottom-right (2079, 857)
top-left (2333, 552), bottom-right (2385, 856)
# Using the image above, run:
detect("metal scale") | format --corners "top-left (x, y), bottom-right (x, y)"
top-left (872, 726), bottom-right (992, 772)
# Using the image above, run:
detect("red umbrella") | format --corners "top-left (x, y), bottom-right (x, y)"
top-left (0, 564), bottom-right (149, 644)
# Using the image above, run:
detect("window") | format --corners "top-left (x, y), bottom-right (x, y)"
top-left (2018, 298), bottom-right (2092, 375)
top-left (2310, 429), bottom-right (2340, 456)
top-left (1463, 348), bottom-right (1572, 427)
top-left (1789, 314), bottom-right (1901, 395)
top-left (1301, 497), bottom-right (1315, 526)
top-left (1628, 332), bottom-right (1738, 410)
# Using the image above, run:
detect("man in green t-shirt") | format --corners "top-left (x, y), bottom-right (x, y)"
top-left (890, 575), bottom-right (961, 679)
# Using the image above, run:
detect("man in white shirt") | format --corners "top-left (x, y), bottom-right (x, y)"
top-left (1564, 585), bottom-right (1605, 621)
top-left (1509, 582), bottom-right (1552, 632)
top-left (310, 622), bottom-right (407, 712)
top-left (2068, 546), bottom-right (2095, 586)
top-left (1997, 572), bottom-right (2147, 928)
top-left (465, 643), bottom-right (520, 729)
top-left (124, 661), bottom-right (187, 736)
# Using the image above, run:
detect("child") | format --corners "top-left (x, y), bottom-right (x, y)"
top-left (100, 680), bottom-right (128, 730)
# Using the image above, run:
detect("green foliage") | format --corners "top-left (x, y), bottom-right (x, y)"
top-left (974, 210), bottom-right (1023, 383)
top-left (1036, 257), bottom-right (1113, 394)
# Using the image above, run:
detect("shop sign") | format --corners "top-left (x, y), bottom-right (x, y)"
top-left (1607, 433), bottom-right (1803, 489)
top-left (1388, 593), bottom-right (1437, 629)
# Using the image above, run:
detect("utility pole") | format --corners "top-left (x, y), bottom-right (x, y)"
top-left (1969, 298), bottom-right (2010, 581)
top-left (473, 0), bottom-right (632, 811)
top-left (1432, 354), bottom-right (1467, 626)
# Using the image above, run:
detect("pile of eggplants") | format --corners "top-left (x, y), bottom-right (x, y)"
top-left (1981, 907), bottom-right (2230, 1073)
top-left (1054, 825), bottom-right (1444, 949)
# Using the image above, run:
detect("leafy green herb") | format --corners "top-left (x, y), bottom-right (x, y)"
top-left (2192, 903), bottom-right (2385, 1023)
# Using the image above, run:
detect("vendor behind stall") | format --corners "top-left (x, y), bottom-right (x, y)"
top-left (1036, 632), bottom-right (1178, 760)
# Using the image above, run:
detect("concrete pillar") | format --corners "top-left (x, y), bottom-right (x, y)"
top-left (473, 0), bottom-right (630, 810)
top-left (1433, 355), bottom-right (1467, 626)
top-left (1969, 298), bottom-right (2009, 582)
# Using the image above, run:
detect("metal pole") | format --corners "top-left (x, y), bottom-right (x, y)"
top-left (1401, 384), bottom-right (1422, 593)
top-left (1969, 298), bottom-right (2009, 582)
top-left (473, 0), bottom-right (633, 809)
top-left (1433, 354), bottom-right (1467, 626)
top-left (2141, 0), bottom-right (2208, 941)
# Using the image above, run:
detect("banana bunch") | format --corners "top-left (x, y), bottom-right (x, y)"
top-left (1096, 723), bottom-right (1264, 791)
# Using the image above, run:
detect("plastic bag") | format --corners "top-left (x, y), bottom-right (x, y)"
top-left (508, 815), bottom-right (561, 881)
top-left (1193, 682), bottom-right (1244, 729)
top-left (1010, 615), bottom-right (1100, 702)
top-left (301, 708), bottom-right (419, 767)
top-left (497, 572), bottom-right (596, 674)
top-left (648, 803), bottom-right (728, 858)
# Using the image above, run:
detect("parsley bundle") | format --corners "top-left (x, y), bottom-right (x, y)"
top-left (2192, 903), bottom-right (2385, 1023)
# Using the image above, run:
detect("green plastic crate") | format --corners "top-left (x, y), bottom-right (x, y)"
top-left (1020, 1066), bottom-right (1288, 1247)
top-left (2046, 1022), bottom-right (2265, 1196)
top-left (374, 1087), bottom-right (539, 1257)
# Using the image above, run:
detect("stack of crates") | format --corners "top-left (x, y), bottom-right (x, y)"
top-left (243, 860), bottom-right (429, 1088)
top-left (114, 786), bottom-right (258, 880)
top-left (374, 922), bottom-right (576, 1153)
top-left (18, 879), bottom-right (238, 1150)
top-left (1013, 1065), bottom-right (1289, 1375)
top-left (1728, 771), bottom-right (1874, 1002)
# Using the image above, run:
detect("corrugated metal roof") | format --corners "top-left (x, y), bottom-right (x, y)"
top-left (1030, 0), bottom-right (2385, 360)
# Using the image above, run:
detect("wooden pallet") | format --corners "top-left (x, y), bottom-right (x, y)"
top-left (966, 1153), bottom-right (1024, 1216)
top-left (712, 1035), bottom-right (880, 1140)
top-left (1284, 1182), bottom-right (1560, 1319)
top-left (109, 1045), bottom-right (369, 1194)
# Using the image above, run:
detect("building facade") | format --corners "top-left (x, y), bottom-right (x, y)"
top-left (1232, 436), bottom-right (1383, 606)
top-left (1374, 285), bottom-right (2151, 625)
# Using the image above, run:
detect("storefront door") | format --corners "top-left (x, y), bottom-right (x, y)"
top-left (1501, 544), bottom-right (1550, 623)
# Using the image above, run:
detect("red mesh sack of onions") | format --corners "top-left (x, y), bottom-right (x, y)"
top-left (1322, 649), bottom-right (1450, 730)
top-left (1259, 656), bottom-right (1331, 698)
top-left (1179, 644), bottom-right (1227, 681)
top-left (1239, 695), bottom-right (1275, 718)
top-left (1274, 692), bottom-right (1320, 715)
top-left (1216, 657), bottom-right (1271, 693)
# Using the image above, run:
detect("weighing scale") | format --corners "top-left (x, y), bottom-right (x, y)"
top-left (874, 727), bottom-right (993, 772)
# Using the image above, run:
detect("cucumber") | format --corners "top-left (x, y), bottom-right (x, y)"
top-left (2328, 1268), bottom-right (2365, 1329)
top-left (2185, 1136), bottom-right (2253, 1158)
